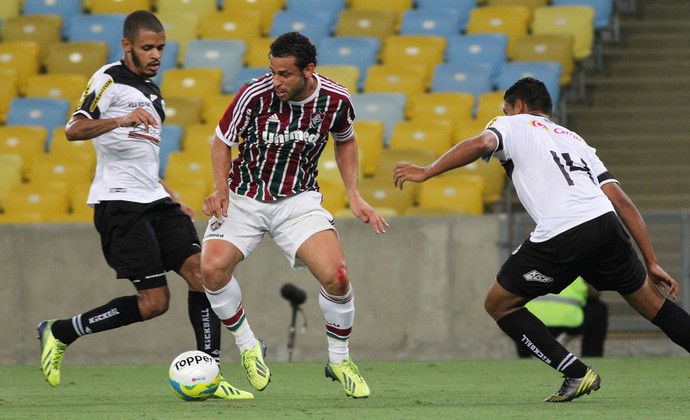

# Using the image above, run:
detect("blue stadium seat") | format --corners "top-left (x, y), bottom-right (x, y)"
top-left (22, 0), bottom-right (83, 38)
top-left (431, 63), bottom-right (495, 104)
top-left (182, 39), bottom-right (246, 94)
top-left (285, 0), bottom-right (345, 30)
top-left (67, 14), bottom-right (127, 63)
top-left (160, 124), bottom-right (183, 178)
top-left (414, 0), bottom-right (476, 32)
top-left (552, 0), bottom-right (613, 31)
top-left (350, 92), bottom-right (406, 146)
top-left (317, 36), bottom-right (380, 91)
top-left (231, 66), bottom-right (270, 92)
top-left (270, 10), bottom-right (334, 41)
top-left (6, 98), bottom-right (71, 151)
top-left (445, 34), bottom-right (509, 84)
top-left (399, 8), bottom-right (461, 38)
top-left (496, 61), bottom-right (563, 108)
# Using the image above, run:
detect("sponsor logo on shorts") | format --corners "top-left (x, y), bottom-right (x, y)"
top-left (205, 233), bottom-right (224, 239)
top-left (523, 270), bottom-right (553, 283)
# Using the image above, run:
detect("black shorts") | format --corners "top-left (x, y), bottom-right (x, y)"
top-left (94, 198), bottom-right (201, 285)
top-left (497, 212), bottom-right (646, 299)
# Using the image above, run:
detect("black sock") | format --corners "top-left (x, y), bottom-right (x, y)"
top-left (188, 291), bottom-right (222, 365)
top-left (497, 307), bottom-right (588, 378)
top-left (652, 299), bottom-right (690, 352)
top-left (51, 296), bottom-right (143, 345)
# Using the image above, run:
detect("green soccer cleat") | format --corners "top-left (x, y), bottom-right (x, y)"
top-left (325, 357), bottom-right (370, 398)
top-left (37, 320), bottom-right (68, 387)
top-left (544, 366), bottom-right (601, 402)
top-left (241, 339), bottom-right (270, 391)
top-left (213, 376), bottom-right (255, 399)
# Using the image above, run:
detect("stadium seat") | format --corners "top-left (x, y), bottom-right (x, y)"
top-left (244, 36), bottom-right (275, 68)
top-left (335, 9), bottom-right (397, 42)
top-left (350, 92), bottom-right (406, 145)
top-left (318, 65), bottom-right (360, 93)
top-left (67, 13), bottom-right (128, 63)
top-left (202, 94), bottom-right (234, 125)
top-left (380, 35), bottom-right (446, 84)
top-left (223, 0), bottom-right (284, 37)
top-left (496, 61), bottom-right (563, 110)
top-left (399, 8), bottom-right (462, 38)
top-left (445, 34), bottom-right (509, 84)
top-left (182, 39), bottom-right (246, 94)
top-left (164, 97), bottom-right (204, 128)
top-left (159, 124), bottom-right (183, 178)
top-left (474, 90), bottom-right (506, 124)
top-left (453, 157), bottom-right (506, 206)
top-left (165, 178), bottom-right (210, 218)
top-left (0, 1), bottom-right (20, 21)
top-left (199, 10), bottom-right (262, 43)
top-left (531, 5), bottom-right (595, 62)
top-left (486, 0), bottom-right (549, 11)
top-left (6, 98), bottom-right (71, 150)
top-left (156, 0), bottom-right (218, 18)
top-left (414, 0), bottom-right (475, 32)
top-left (164, 151), bottom-right (214, 187)
top-left (372, 148), bottom-right (438, 183)
top-left (0, 154), bottom-right (23, 209)
top-left (1, 15), bottom-right (63, 63)
top-left (181, 123), bottom-right (216, 158)
top-left (0, 183), bottom-right (71, 223)
top-left (430, 63), bottom-right (495, 103)
top-left (88, 0), bottom-right (152, 14)
top-left (348, 0), bottom-right (413, 28)
top-left (0, 41), bottom-right (40, 96)
top-left (49, 127), bottom-right (97, 163)
top-left (351, 120), bottom-right (384, 177)
top-left (65, 184), bottom-right (94, 223)
top-left (231, 67), bottom-right (270, 92)
top-left (317, 36), bottom-right (380, 91)
top-left (388, 120), bottom-right (453, 157)
top-left (0, 69), bottom-right (19, 124)
top-left (316, 177), bottom-right (348, 215)
top-left (510, 34), bottom-right (576, 87)
top-left (25, 74), bottom-right (89, 110)
top-left (552, 0), bottom-right (615, 33)
top-left (22, 0), bottom-right (83, 38)
top-left (285, 0), bottom-right (344, 32)
top-left (0, 126), bottom-right (47, 177)
top-left (364, 64), bottom-right (427, 98)
top-left (415, 175), bottom-right (485, 216)
top-left (44, 41), bottom-right (109, 79)
top-left (358, 177), bottom-right (415, 215)
top-left (270, 10), bottom-right (333, 42)
top-left (156, 12), bottom-right (200, 64)
top-left (161, 68), bottom-right (223, 102)
top-left (26, 154), bottom-right (94, 187)
top-left (406, 92), bottom-right (475, 125)
top-left (466, 5), bottom-right (531, 55)
top-left (151, 40), bottom-right (179, 86)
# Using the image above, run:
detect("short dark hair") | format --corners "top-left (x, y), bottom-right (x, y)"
top-left (503, 77), bottom-right (553, 116)
top-left (269, 32), bottom-right (317, 70)
top-left (123, 10), bottom-right (164, 41)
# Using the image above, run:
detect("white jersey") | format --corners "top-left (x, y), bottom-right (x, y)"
top-left (484, 114), bottom-right (618, 242)
top-left (72, 61), bottom-right (168, 205)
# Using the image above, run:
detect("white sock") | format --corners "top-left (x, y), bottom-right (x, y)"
top-left (319, 285), bottom-right (354, 364)
top-left (205, 276), bottom-right (257, 352)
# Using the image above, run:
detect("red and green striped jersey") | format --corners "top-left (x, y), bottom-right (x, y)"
top-left (215, 73), bottom-right (355, 201)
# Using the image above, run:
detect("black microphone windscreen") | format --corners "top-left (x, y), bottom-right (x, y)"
top-left (281, 283), bottom-right (307, 306)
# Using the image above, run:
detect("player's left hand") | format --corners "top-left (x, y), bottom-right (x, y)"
top-left (348, 195), bottom-right (388, 234)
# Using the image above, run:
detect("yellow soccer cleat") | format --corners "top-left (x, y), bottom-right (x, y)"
top-left (213, 377), bottom-right (255, 399)
top-left (37, 320), bottom-right (68, 387)
top-left (544, 366), bottom-right (601, 402)
top-left (325, 357), bottom-right (370, 398)
top-left (241, 339), bottom-right (271, 391)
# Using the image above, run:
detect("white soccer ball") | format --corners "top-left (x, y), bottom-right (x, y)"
top-left (168, 350), bottom-right (220, 401)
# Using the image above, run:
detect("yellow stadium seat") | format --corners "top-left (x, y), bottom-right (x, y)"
top-left (406, 92), bottom-right (475, 125)
top-left (0, 69), bottom-right (19, 124)
top-left (0, 183), bottom-right (70, 223)
top-left (380, 35), bottom-right (446, 83)
top-left (318, 65), bottom-right (360, 93)
top-left (223, 0), bottom-right (284, 37)
top-left (0, 154), bottom-right (23, 209)
top-left (26, 154), bottom-right (94, 187)
top-left (353, 120), bottom-right (385, 177)
top-left (388, 120), bottom-right (453, 157)
top-left (358, 177), bottom-right (415, 215)
top-left (0, 126), bottom-right (48, 178)
top-left (510, 33), bottom-right (575, 87)
top-left (317, 144), bottom-right (343, 184)
top-left (245, 36), bottom-right (276, 67)
top-left (164, 151), bottom-right (214, 187)
top-left (0, 1), bottom-right (20, 21)
top-left (372, 148), bottom-right (438, 199)
top-left (199, 10), bottom-right (262, 43)
top-left (161, 68), bottom-right (223, 102)
top-left (364, 64), bottom-right (427, 97)
top-left (0, 41), bottom-right (40, 95)
top-left (181, 123), bottom-right (217, 158)
top-left (164, 97), bottom-right (204, 128)
top-left (317, 177), bottom-right (348, 215)
top-left (453, 157), bottom-right (506, 205)
top-left (49, 127), bottom-right (97, 162)
top-left (348, 0), bottom-right (413, 28)
top-left (44, 41), bottom-right (110, 79)
top-left (156, 12), bottom-right (200, 64)
top-left (25, 74), bottom-right (89, 109)
top-left (88, 0), bottom-right (152, 14)
top-left (155, 0), bottom-right (218, 18)
top-left (65, 184), bottom-right (94, 223)
top-left (474, 91), bottom-right (506, 124)
top-left (487, 0), bottom-right (548, 11)
top-left (165, 178), bottom-right (211, 218)
top-left (335, 9), bottom-right (397, 42)
top-left (415, 174), bottom-right (485, 215)
top-left (466, 6), bottom-right (531, 55)
top-left (203, 94), bottom-right (234, 125)
top-left (531, 5), bottom-right (595, 62)
top-left (451, 120), bottom-right (488, 145)
top-left (1, 15), bottom-right (62, 63)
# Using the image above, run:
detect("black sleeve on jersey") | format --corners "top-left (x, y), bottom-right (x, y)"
top-left (597, 171), bottom-right (618, 184)
top-left (482, 127), bottom-right (503, 162)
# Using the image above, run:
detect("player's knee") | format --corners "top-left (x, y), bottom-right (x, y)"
top-left (324, 261), bottom-right (350, 295)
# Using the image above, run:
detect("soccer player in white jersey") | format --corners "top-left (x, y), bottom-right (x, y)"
top-left (36, 10), bottom-right (252, 400)
top-left (394, 77), bottom-right (690, 402)
top-left (201, 32), bottom-right (388, 399)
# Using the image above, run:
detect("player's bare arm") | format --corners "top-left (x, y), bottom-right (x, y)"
top-left (65, 107), bottom-right (159, 140)
top-left (333, 136), bottom-right (388, 234)
top-left (393, 131), bottom-right (498, 190)
top-left (202, 135), bottom-right (233, 219)
top-left (601, 182), bottom-right (678, 298)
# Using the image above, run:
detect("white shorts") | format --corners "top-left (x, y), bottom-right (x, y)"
top-left (203, 190), bottom-right (336, 268)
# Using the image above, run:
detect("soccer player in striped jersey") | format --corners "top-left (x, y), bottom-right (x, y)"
top-left (394, 77), bottom-right (690, 402)
top-left (200, 32), bottom-right (388, 399)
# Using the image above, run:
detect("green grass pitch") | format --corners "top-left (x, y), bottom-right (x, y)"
top-left (2, 358), bottom-right (689, 419)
